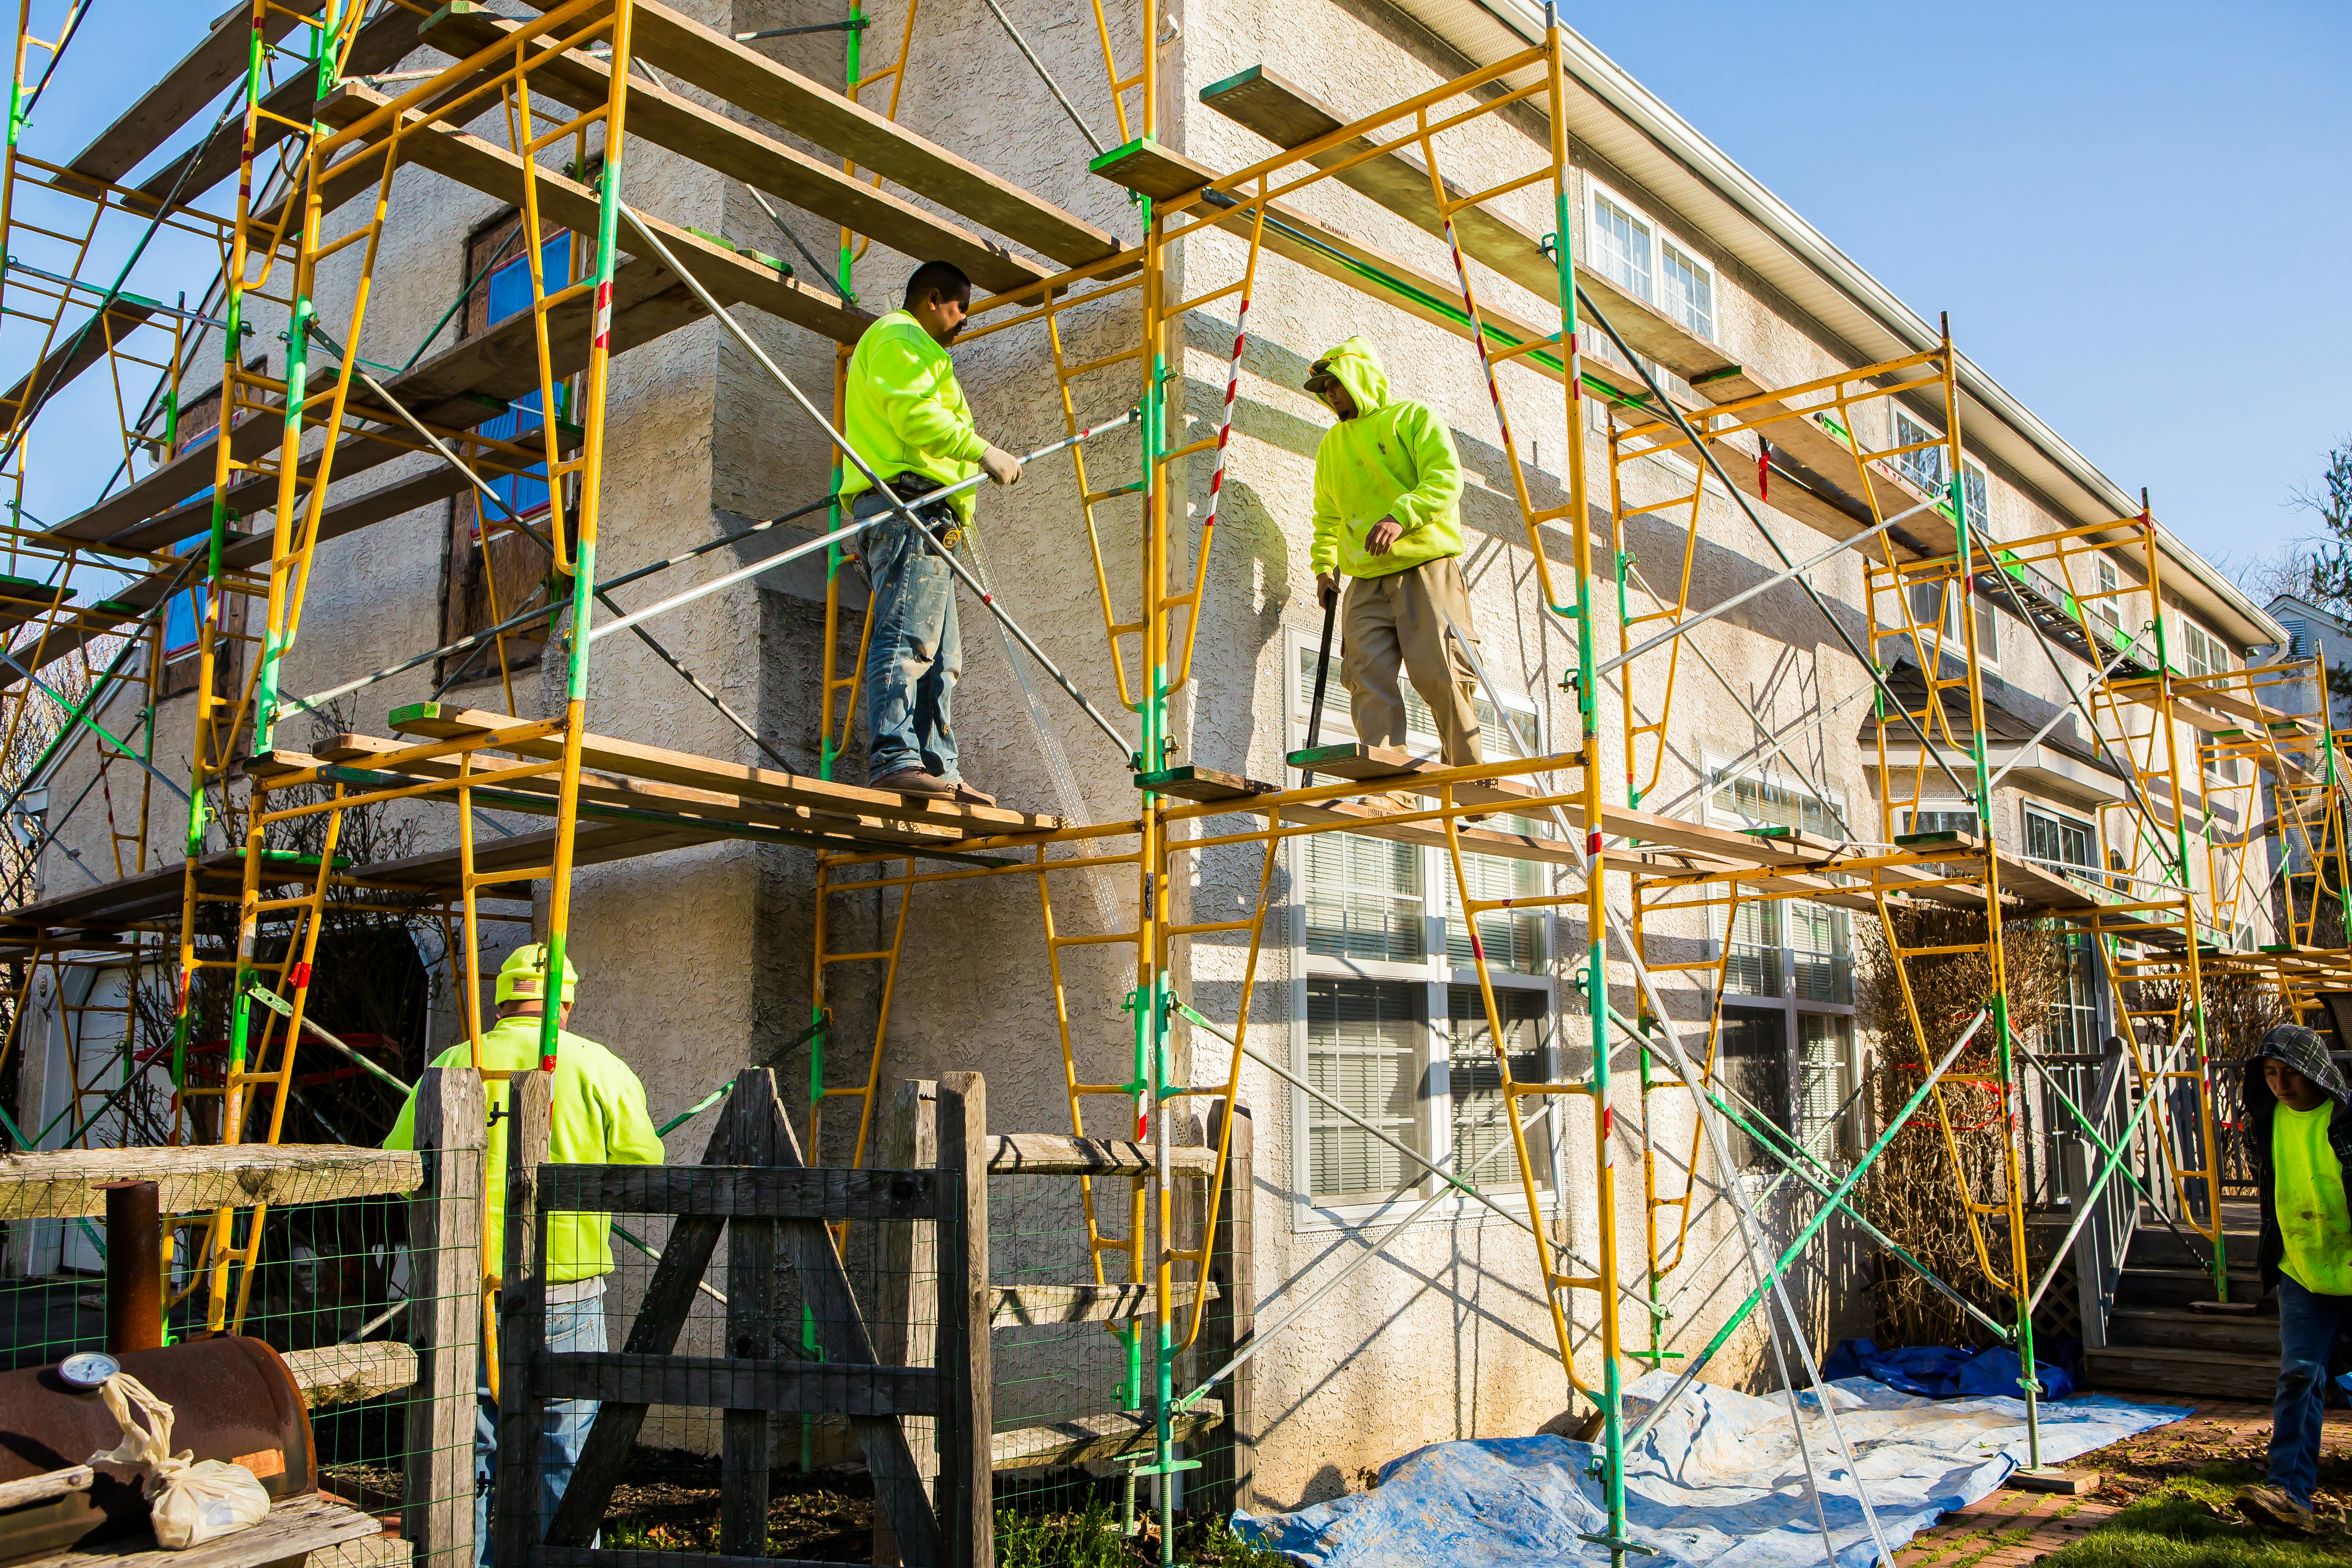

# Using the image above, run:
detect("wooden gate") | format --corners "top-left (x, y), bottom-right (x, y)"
top-left (493, 1067), bottom-right (991, 1568)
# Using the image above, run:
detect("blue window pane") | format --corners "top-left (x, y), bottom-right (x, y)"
top-left (477, 234), bottom-right (572, 525)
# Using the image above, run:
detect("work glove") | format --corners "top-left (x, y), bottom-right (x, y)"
top-left (981, 445), bottom-right (1023, 486)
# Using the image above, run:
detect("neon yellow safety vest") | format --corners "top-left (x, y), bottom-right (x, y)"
top-left (383, 1016), bottom-right (664, 1285)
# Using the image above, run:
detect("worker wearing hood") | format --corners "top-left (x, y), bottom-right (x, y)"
top-left (2234, 1022), bottom-right (2352, 1532)
top-left (1305, 336), bottom-right (1481, 772)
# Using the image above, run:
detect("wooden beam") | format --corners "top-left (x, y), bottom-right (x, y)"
top-left (405, 1067), bottom-right (485, 1568)
top-left (871, 1080), bottom-right (937, 1567)
top-left (491, 1070), bottom-right (554, 1568)
top-left (537, 1352), bottom-right (940, 1415)
top-left (719, 1076), bottom-right (780, 1558)
top-left (936, 1073), bottom-right (990, 1568)
top-left (385, 703), bottom-right (1063, 837)
top-left (0, 1144), bottom-right (419, 1219)
top-left (419, 6), bottom-right (1056, 295)
top-left (58, 0), bottom-right (323, 187)
top-left (537, 1163), bottom-right (940, 1221)
top-left (522, 0), bottom-right (1120, 269)
top-left (284, 1341), bottom-right (420, 1409)
top-left (318, 83), bottom-right (871, 343)
top-left (0, 1467), bottom-right (92, 1511)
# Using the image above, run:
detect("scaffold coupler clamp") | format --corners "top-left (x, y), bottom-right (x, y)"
top-left (1576, 1533), bottom-right (1659, 1558)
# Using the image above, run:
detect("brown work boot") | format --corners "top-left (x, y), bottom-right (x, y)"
top-left (949, 781), bottom-right (996, 807)
top-left (871, 768), bottom-right (956, 800)
top-left (2234, 1483), bottom-right (2316, 1532)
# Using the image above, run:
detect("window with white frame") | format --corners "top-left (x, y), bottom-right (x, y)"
top-left (1907, 571), bottom-right (1999, 665)
top-left (1795, 1013), bottom-right (1855, 1157)
top-left (2094, 557), bottom-right (2123, 635)
top-left (1306, 978), bottom-right (1422, 1203)
top-left (1588, 179), bottom-right (1715, 342)
top-left (1904, 806), bottom-right (1982, 841)
top-left (1962, 459), bottom-right (1990, 537)
top-left (1892, 408), bottom-right (1946, 498)
top-left (2044, 931), bottom-right (2102, 1054)
top-left (2023, 802), bottom-right (2098, 882)
top-left (2177, 613), bottom-right (2227, 679)
top-left (1708, 761), bottom-right (1855, 1005)
top-left (1293, 634), bottom-right (1560, 1210)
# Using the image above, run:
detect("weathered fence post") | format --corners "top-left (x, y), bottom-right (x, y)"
top-left (873, 1079), bottom-right (938, 1568)
top-left (935, 1073), bottom-right (992, 1568)
top-left (492, 1069), bottom-right (554, 1568)
top-left (722, 1069), bottom-right (786, 1555)
top-left (406, 1067), bottom-right (486, 1568)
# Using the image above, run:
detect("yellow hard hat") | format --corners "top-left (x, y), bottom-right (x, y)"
top-left (497, 943), bottom-right (578, 1007)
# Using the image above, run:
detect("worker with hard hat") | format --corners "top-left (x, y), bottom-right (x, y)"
top-left (1305, 336), bottom-right (1481, 798)
top-left (384, 944), bottom-right (662, 1565)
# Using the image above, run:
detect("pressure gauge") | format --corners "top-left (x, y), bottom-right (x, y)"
top-left (57, 1351), bottom-right (119, 1390)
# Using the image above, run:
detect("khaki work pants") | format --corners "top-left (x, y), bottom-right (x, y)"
top-left (1339, 555), bottom-right (1482, 766)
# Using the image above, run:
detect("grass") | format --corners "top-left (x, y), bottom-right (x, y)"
top-left (995, 1500), bottom-right (1290, 1567)
top-left (2035, 1464), bottom-right (2352, 1567)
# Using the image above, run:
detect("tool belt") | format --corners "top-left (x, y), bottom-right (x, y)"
top-left (883, 473), bottom-right (963, 549)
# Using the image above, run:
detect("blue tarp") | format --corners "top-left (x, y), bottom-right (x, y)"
top-left (1820, 1339), bottom-right (2078, 1403)
top-left (1233, 1372), bottom-right (2185, 1567)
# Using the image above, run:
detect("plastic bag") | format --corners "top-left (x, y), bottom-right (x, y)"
top-left (85, 1372), bottom-right (270, 1549)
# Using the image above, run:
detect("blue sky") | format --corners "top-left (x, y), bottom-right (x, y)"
top-left (13, 0), bottom-right (2348, 583)
top-left (1564, 0), bottom-right (2352, 584)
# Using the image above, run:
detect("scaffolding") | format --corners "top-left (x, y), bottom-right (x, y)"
top-left (5, 1), bottom-right (2351, 1565)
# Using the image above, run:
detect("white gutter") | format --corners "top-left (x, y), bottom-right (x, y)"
top-left (1381, 0), bottom-right (2280, 648)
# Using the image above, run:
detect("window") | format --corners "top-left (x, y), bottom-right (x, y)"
top-left (1305, 834), bottom-right (1423, 964)
top-left (2023, 804), bottom-right (2098, 877)
top-left (1715, 1012), bottom-right (1788, 1172)
top-left (153, 384), bottom-right (243, 700)
top-left (1590, 189), bottom-right (1653, 304)
top-left (2094, 558), bottom-right (2123, 635)
top-left (1962, 460), bottom-right (1989, 537)
top-left (2177, 614), bottom-right (2227, 680)
top-left (440, 214), bottom-right (579, 684)
top-left (1587, 179), bottom-right (1715, 343)
top-left (1448, 986), bottom-right (1552, 1192)
top-left (1709, 764), bottom-right (1853, 1005)
top-left (1795, 1013), bottom-right (1855, 1158)
top-left (1659, 240), bottom-right (1714, 341)
top-left (1907, 572), bottom-right (1999, 664)
top-left (1892, 408), bottom-right (1946, 498)
top-left (1787, 902), bottom-right (1851, 1004)
top-left (2044, 931), bottom-right (2101, 1054)
top-left (1292, 634), bottom-right (1562, 1214)
top-left (1905, 806), bottom-right (1982, 840)
top-left (1306, 979), bottom-right (1423, 1203)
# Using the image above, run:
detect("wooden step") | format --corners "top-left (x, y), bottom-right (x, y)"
top-left (2125, 1225), bottom-right (2256, 1271)
top-left (2107, 1305), bottom-right (2280, 1355)
top-left (523, 0), bottom-right (1121, 270)
top-left (2084, 1344), bottom-right (2276, 1401)
top-left (417, 5), bottom-right (1055, 295)
top-left (2113, 1264), bottom-right (2267, 1311)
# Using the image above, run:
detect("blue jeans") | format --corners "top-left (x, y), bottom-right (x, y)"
top-left (855, 490), bottom-right (962, 784)
top-left (2271, 1276), bottom-right (2352, 1506)
top-left (476, 1294), bottom-right (605, 1566)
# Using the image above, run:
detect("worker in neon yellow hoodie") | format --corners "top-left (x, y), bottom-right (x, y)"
top-left (1306, 336), bottom-right (1481, 777)
top-left (835, 259), bottom-right (1026, 807)
top-left (384, 944), bottom-right (662, 1564)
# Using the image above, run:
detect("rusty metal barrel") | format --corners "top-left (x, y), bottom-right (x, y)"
top-left (0, 1337), bottom-right (316, 1566)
